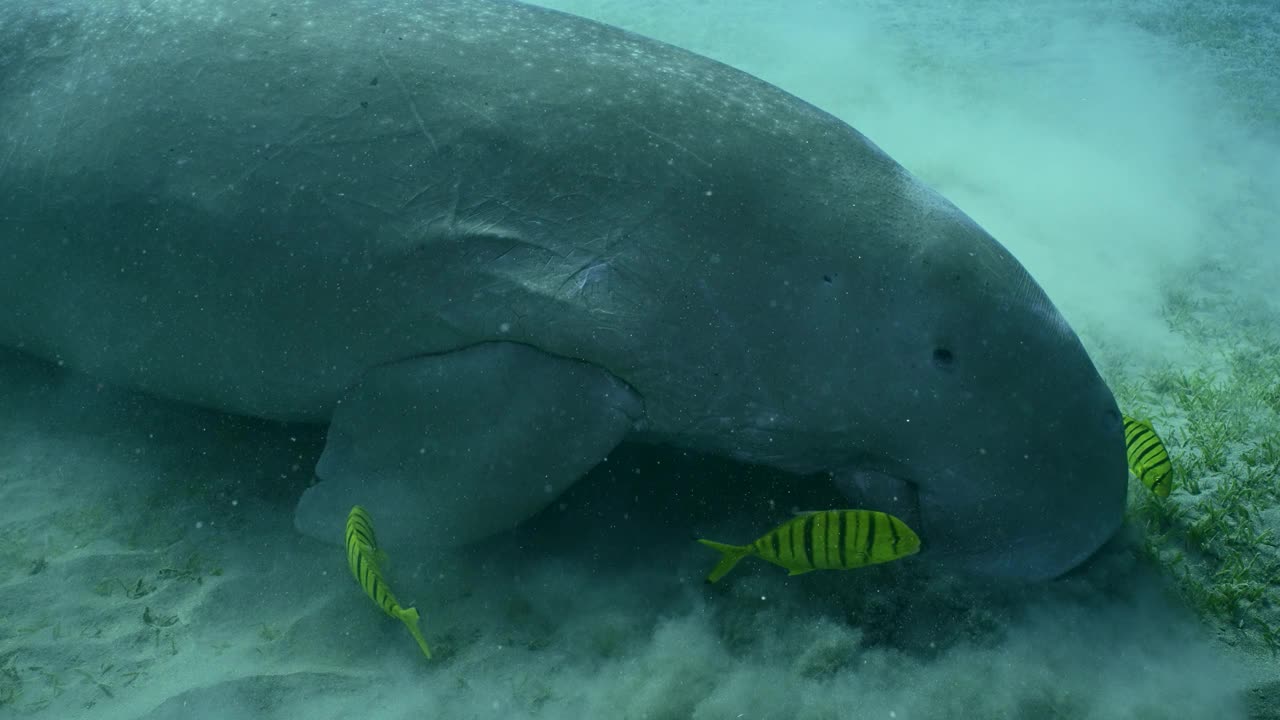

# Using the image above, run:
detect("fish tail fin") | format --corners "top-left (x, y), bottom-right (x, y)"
top-left (396, 606), bottom-right (433, 659)
top-left (697, 539), bottom-right (752, 583)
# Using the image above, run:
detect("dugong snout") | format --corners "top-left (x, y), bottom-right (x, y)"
top-left (900, 263), bottom-right (1129, 581)
top-left (797, 200), bottom-right (1130, 582)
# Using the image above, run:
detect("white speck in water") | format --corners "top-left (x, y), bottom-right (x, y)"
top-left (231, 500), bottom-right (238, 507)
top-left (195, 521), bottom-right (204, 529)
top-left (499, 322), bottom-right (511, 333)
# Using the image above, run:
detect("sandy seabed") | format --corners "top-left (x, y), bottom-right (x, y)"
top-left (0, 347), bottom-right (1270, 720)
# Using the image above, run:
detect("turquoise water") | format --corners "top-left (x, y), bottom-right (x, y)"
top-left (1, 1), bottom-right (1276, 718)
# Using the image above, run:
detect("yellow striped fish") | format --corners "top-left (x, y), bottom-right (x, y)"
top-left (1122, 415), bottom-right (1173, 498)
top-left (345, 505), bottom-right (432, 659)
top-left (697, 509), bottom-right (920, 583)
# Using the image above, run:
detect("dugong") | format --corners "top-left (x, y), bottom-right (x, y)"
top-left (0, 0), bottom-right (1127, 580)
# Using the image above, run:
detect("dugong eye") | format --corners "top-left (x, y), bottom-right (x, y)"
top-left (932, 347), bottom-right (955, 368)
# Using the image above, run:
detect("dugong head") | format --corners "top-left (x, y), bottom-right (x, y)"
top-left (713, 164), bottom-right (1128, 582)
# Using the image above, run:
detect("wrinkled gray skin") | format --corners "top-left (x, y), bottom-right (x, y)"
top-left (0, 0), bottom-right (1127, 580)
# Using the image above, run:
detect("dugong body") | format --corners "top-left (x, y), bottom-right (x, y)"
top-left (0, 0), bottom-right (1126, 580)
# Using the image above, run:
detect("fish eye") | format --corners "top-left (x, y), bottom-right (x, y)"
top-left (932, 347), bottom-right (955, 368)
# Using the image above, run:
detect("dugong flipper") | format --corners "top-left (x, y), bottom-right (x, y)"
top-left (296, 343), bottom-right (642, 549)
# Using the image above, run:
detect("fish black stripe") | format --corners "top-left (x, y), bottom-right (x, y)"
top-left (1128, 431), bottom-right (1162, 459)
top-left (888, 514), bottom-right (901, 555)
top-left (865, 512), bottom-right (877, 561)
top-left (348, 529), bottom-right (374, 550)
top-left (1131, 425), bottom-right (1152, 448)
top-left (788, 516), bottom-right (799, 566)
top-left (801, 515), bottom-right (815, 569)
top-left (770, 529), bottom-right (781, 560)
top-left (819, 513), bottom-right (832, 568)
top-left (1124, 422), bottom-right (1158, 449)
top-left (1142, 463), bottom-right (1171, 485)
top-left (1140, 458), bottom-right (1167, 476)
top-left (1125, 428), bottom-right (1147, 447)
top-left (1127, 445), bottom-right (1155, 468)
top-left (794, 516), bottom-right (810, 568)
top-left (812, 514), bottom-right (823, 568)
top-left (1124, 424), bottom-right (1148, 444)
top-left (789, 518), bottom-right (801, 566)
top-left (805, 514), bottom-right (817, 568)
top-left (807, 514), bottom-right (821, 568)
top-left (814, 512), bottom-right (824, 568)
top-left (837, 511), bottom-right (848, 568)
top-left (1132, 443), bottom-right (1167, 468)
top-left (824, 511), bottom-right (839, 569)
top-left (846, 511), bottom-right (860, 565)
